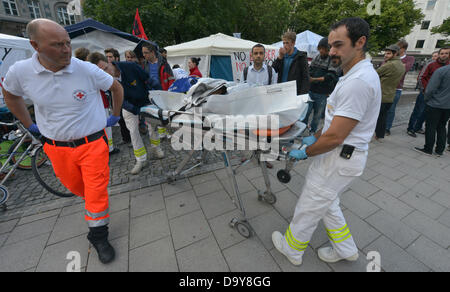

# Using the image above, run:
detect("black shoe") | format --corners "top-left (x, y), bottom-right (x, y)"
top-left (416, 129), bottom-right (425, 135)
top-left (413, 147), bottom-right (432, 156)
top-left (109, 148), bottom-right (120, 156)
top-left (435, 152), bottom-right (443, 157)
top-left (407, 130), bottom-right (417, 137)
top-left (91, 240), bottom-right (116, 264)
top-left (385, 130), bottom-right (391, 136)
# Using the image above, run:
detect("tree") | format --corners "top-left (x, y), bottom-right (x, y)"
top-left (431, 17), bottom-right (450, 37)
top-left (288, 0), bottom-right (423, 54)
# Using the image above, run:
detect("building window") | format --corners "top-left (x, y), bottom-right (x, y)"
top-left (421, 21), bottom-right (430, 30)
top-left (28, 0), bottom-right (41, 19)
top-left (436, 40), bottom-right (447, 48)
top-left (426, 0), bottom-right (436, 10)
top-left (56, 6), bottom-right (75, 26)
top-left (416, 40), bottom-right (425, 49)
top-left (2, 0), bottom-right (19, 16)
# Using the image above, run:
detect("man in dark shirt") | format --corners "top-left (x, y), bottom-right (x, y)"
top-left (272, 30), bottom-right (310, 95)
top-left (302, 37), bottom-right (340, 134)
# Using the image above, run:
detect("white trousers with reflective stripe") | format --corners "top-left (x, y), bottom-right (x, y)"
top-left (105, 108), bottom-right (114, 152)
top-left (285, 147), bottom-right (367, 259)
top-left (122, 109), bottom-right (161, 162)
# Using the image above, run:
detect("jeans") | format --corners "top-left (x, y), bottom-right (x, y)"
top-left (386, 89), bottom-right (402, 131)
top-left (302, 92), bottom-right (328, 133)
top-left (375, 103), bottom-right (392, 138)
top-left (407, 90), bottom-right (426, 132)
top-left (424, 105), bottom-right (450, 154)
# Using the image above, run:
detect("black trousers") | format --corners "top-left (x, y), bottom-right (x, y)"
top-left (424, 105), bottom-right (450, 153)
top-left (448, 119), bottom-right (450, 145)
top-left (375, 103), bottom-right (392, 138)
top-left (119, 110), bottom-right (131, 143)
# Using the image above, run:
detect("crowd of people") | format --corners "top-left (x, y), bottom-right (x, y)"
top-left (1, 16), bottom-right (449, 268)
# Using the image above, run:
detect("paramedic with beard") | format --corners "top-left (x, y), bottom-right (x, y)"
top-left (271, 18), bottom-right (381, 265)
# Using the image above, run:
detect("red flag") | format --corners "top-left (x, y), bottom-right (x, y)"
top-left (132, 8), bottom-right (148, 40)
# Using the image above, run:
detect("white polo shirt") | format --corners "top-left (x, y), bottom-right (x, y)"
top-left (322, 59), bottom-right (381, 150)
top-left (3, 53), bottom-right (113, 141)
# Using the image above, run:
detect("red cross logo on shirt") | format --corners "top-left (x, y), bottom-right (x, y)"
top-left (73, 90), bottom-right (87, 102)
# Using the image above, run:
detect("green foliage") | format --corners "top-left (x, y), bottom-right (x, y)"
top-left (431, 17), bottom-right (450, 37)
top-left (83, 0), bottom-right (423, 54)
top-left (288, 0), bottom-right (423, 54)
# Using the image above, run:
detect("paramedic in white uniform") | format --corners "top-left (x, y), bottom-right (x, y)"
top-left (271, 17), bottom-right (381, 266)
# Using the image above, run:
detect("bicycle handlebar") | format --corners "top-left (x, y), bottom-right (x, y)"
top-left (0, 120), bottom-right (21, 127)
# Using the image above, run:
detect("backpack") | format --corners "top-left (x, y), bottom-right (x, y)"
top-left (243, 65), bottom-right (273, 85)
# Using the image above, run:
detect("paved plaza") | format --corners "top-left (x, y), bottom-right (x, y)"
top-left (0, 92), bottom-right (449, 272)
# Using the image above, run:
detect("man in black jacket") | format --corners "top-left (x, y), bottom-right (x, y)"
top-left (88, 52), bottom-right (164, 174)
top-left (272, 30), bottom-right (310, 95)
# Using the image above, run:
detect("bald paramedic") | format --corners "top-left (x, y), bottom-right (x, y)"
top-left (1, 19), bottom-right (124, 264)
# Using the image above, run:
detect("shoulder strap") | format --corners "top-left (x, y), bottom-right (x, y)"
top-left (267, 65), bottom-right (273, 85)
top-left (244, 66), bottom-right (248, 82)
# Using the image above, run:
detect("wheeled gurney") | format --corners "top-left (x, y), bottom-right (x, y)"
top-left (140, 79), bottom-right (309, 238)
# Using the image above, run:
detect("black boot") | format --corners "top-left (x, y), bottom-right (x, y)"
top-left (87, 225), bottom-right (115, 264)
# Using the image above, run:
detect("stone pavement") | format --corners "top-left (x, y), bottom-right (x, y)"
top-left (0, 123), bottom-right (449, 272)
top-left (1, 90), bottom-right (450, 272)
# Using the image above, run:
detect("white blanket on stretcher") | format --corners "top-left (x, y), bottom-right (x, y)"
top-left (147, 79), bottom-right (309, 130)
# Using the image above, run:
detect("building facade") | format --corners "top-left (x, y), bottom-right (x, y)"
top-left (405, 0), bottom-right (450, 56)
top-left (0, 0), bottom-right (84, 36)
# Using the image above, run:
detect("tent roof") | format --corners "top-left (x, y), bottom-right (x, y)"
top-left (166, 33), bottom-right (279, 57)
top-left (65, 18), bottom-right (142, 44)
top-left (0, 33), bottom-right (33, 51)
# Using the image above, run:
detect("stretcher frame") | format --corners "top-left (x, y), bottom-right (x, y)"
top-left (141, 105), bottom-right (306, 238)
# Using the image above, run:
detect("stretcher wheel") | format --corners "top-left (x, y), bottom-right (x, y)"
top-left (0, 185), bottom-right (9, 208)
top-left (277, 169), bottom-right (291, 184)
top-left (258, 191), bottom-right (277, 205)
top-left (235, 221), bottom-right (252, 238)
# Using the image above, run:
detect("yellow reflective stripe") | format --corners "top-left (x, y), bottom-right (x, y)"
top-left (327, 228), bottom-right (350, 240)
top-left (284, 226), bottom-right (308, 252)
top-left (158, 127), bottom-right (167, 134)
top-left (287, 226), bottom-right (308, 246)
top-left (332, 232), bottom-right (352, 244)
top-left (134, 147), bottom-right (147, 157)
top-left (326, 224), bottom-right (348, 233)
top-left (108, 139), bottom-right (113, 146)
top-left (326, 226), bottom-right (352, 243)
top-left (150, 139), bottom-right (160, 146)
top-left (284, 234), bottom-right (307, 252)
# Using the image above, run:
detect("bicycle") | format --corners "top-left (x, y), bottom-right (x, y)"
top-left (0, 120), bottom-right (73, 211)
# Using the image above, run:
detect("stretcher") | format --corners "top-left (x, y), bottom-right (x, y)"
top-left (140, 79), bottom-right (309, 238)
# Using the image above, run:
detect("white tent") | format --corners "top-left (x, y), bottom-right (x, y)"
top-left (166, 33), bottom-right (279, 82)
top-left (272, 30), bottom-right (324, 60)
top-left (0, 33), bottom-right (35, 106)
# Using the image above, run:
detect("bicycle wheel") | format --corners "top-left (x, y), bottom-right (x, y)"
top-left (7, 138), bottom-right (35, 170)
top-left (32, 145), bottom-right (74, 198)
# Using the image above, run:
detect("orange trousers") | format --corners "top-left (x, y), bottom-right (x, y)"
top-left (43, 134), bottom-right (110, 227)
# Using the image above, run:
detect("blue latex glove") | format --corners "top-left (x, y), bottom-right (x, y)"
top-left (106, 115), bottom-right (121, 127)
top-left (28, 123), bottom-right (41, 135)
top-left (289, 148), bottom-right (308, 160)
top-left (302, 135), bottom-right (317, 146)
